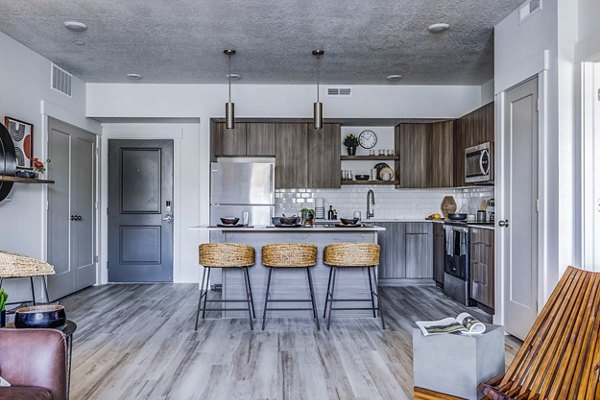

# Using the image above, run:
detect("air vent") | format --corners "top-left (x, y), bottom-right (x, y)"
top-left (327, 87), bottom-right (352, 97)
top-left (51, 64), bottom-right (72, 97)
top-left (519, 0), bottom-right (542, 23)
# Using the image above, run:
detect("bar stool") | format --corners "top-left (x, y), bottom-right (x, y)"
top-left (323, 242), bottom-right (385, 329)
top-left (0, 251), bottom-right (54, 306)
top-left (261, 243), bottom-right (320, 330)
top-left (195, 243), bottom-right (256, 330)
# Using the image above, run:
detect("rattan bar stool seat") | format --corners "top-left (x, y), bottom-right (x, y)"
top-left (261, 243), bottom-right (317, 268)
top-left (199, 243), bottom-right (255, 267)
top-left (0, 251), bottom-right (55, 278)
top-left (195, 243), bottom-right (256, 330)
top-left (261, 243), bottom-right (320, 330)
top-left (323, 243), bottom-right (380, 267)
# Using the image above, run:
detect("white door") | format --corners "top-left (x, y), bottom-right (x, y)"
top-left (47, 118), bottom-right (97, 300)
top-left (502, 77), bottom-right (539, 340)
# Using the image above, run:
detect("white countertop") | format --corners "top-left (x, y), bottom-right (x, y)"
top-left (189, 224), bottom-right (386, 232)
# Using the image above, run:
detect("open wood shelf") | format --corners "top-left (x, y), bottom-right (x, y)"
top-left (0, 175), bottom-right (55, 184)
top-left (341, 180), bottom-right (398, 185)
top-left (341, 155), bottom-right (399, 161)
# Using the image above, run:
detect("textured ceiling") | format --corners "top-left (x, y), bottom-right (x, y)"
top-left (0, 0), bottom-right (521, 85)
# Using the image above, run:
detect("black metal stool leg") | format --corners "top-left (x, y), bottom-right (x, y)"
top-left (195, 266), bottom-right (208, 330)
top-left (30, 277), bottom-right (37, 306)
top-left (367, 266), bottom-right (377, 318)
top-left (242, 267), bottom-right (254, 330)
top-left (306, 268), bottom-right (320, 330)
top-left (244, 267), bottom-right (256, 318)
top-left (323, 266), bottom-right (333, 318)
top-left (202, 268), bottom-right (212, 319)
top-left (371, 267), bottom-right (386, 329)
top-left (42, 275), bottom-right (51, 304)
top-left (262, 268), bottom-right (273, 330)
top-left (327, 267), bottom-right (338, 330)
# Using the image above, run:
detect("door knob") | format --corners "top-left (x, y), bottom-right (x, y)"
top-left (70, 215), bottom-right (75, 221)
top-left (162, 214), bottom-right (174, 222)
top-left (498, 219), bottom-right (509, 227)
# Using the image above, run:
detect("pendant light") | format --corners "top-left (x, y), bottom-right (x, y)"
top-left (224, 49), bottom-right (236, 129)
top-left (312, 49), bottom-right (324, 130)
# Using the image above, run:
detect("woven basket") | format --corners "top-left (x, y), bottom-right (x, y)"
top-left (262, 243), bottom-right (318, 268)
top-left (0, 251), bottom-right (55, 278)
top-left (199, 243), bottom-right (255, 267)
top-left (323, 243), bottom-right (380, 267)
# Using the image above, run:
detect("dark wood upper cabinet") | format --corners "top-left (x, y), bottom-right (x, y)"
top-left (307, 123), bottom-right (341, 188)
top-left (430, 121), bottom-right (454, 187)
top-left (396, 123), bottom-right (430, 188)
top-left (275, 123), bottom-right (308, 188)
top-left (453, 102), bottom-right (494, 187)
top-left (211, 122), bottom-right (247, 159)
top-left (246, 123), bottom-right (276, 156)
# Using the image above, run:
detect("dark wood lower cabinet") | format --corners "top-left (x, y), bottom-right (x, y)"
top-left (432, 223), bottom-right (445, 287)
top-left (378, 222), bottom-right (432, 282)
top-left (469, 228), bottom-right (494, 311)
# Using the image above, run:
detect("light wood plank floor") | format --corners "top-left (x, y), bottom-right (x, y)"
top-left (61, 284), bottom-right (521, 400)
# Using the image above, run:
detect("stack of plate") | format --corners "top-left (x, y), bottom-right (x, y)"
top-left (315, 198), bottom-right (325, 219)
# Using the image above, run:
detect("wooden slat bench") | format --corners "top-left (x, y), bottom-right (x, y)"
top-left (415, 266), bottom-right (600, 400)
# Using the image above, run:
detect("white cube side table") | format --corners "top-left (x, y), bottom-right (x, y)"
top-left (412, 324), bottom-right (505, 400)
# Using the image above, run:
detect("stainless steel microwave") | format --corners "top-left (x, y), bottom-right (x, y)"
top-left (465, 142), bottom-right (493, 184)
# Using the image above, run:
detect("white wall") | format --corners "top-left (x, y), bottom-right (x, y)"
top-left (494, 0), bottom-right (583, 312)
top-left (87, 83), bottom-right (486, 282)
top-left (0, 32), bottom-right (100, 301)
top-left (576, 0), bottom-right (600, 61)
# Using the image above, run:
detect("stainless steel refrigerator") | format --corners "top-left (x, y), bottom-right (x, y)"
top-left (210, 158), bottom-right (275, 226)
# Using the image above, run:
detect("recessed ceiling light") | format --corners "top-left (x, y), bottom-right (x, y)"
top-left (126, 73), bottom-right (142, 80)
top-left (64, 21), bottom-right (88, 32)
top-left (73, 39), bottom-right (85, 46)
top-left (428, 23), bottom-right (450, 33)
top-left (226, 73), bottom-right (241, 80)
top-left (386, 74), bottom-right (403, 82)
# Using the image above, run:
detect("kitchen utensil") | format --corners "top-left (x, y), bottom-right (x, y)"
top-left (379, 166), bottom-right (394, 181)
top-left (334, 223), bottom-right (362, 228)
top-left (220, 217), bottom-right (240, 225)
top-left (15, 305), bottom-right (66, 328)
top-left (340, 217), bottom-right (359, 225)
top-left (447, 213), bottom-right (468, 221)
top-left (477, 210), bottom-right (487, 222)
top-left (441, 196), bottom-right (457, 218)
top-left (279, 215), bottom-right (299, 225)
top-left (374, 162), bottom-right (390, 180)
top-left (370, 168), bottom-right (378, 180)
top-left (355, 174), bottom-right (369, 181)
top-left (217, 223), bottom-right (245, 228)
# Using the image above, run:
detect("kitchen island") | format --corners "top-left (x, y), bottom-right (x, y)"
top-left (190, 225), bottom-right (385, 318)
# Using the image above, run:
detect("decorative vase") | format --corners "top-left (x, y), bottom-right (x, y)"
top-left (346, 147), bottom-right (357, 156)
top-left (0, 310), bottom-right (5, 328)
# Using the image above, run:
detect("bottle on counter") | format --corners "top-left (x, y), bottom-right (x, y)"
top-left (328, 205), bottom-right (334, 220)
top-left (332, 209), bottom-right (338, 220)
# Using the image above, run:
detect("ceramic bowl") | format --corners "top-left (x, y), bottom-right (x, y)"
top-left (15, 305), bottom-right (66, 328)
top-left (220, 217), bottom-right (240, 225)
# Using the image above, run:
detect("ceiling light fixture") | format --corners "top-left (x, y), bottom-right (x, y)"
top-left (73, 39), bottom-right (85, 46)
top-left (226, 73), bottom-right (241, 80)
top-left (64, 21), bottom-right (88, 32)
top-left (428, 23), bottom-right (450, 33)
top-left (224, 49), bottom-right (236, 129)
top-left (126, 73), bottom-right (142, 80)
top-left (312, 49), bottom-right (324, 130)
top-left (386, 74), bottom-right (403, 82)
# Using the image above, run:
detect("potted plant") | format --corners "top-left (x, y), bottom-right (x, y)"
top-left (0, 289), bottom-right (7, 327)
top-left (300, 208), bottom-right (315, 226)
top-left (343, 133), bottom-right (360, 156)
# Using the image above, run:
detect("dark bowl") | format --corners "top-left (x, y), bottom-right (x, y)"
top-left (340, 217), bottom-right (360, 225)
top-left (279, 216), bottom-right (299, 225)
top-left (355, 175), bottom-right (369, 181)
top-left (220, 217), bottom-right (240, 225)
top-left (15, 305), bottom-right (66, 328)
top-left (447, 213), bottom-right (468, 221)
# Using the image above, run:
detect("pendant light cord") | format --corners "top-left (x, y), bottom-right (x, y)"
top-left (228, 54), bottom-right (232, 103)
top-left (316, 54), bottom-right (320, 103)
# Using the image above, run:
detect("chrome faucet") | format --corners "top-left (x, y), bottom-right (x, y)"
top-left (367, 190), bottom-right (375, 219)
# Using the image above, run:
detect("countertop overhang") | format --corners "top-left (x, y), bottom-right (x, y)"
top-left (189, 225), bottom-right (386, 232)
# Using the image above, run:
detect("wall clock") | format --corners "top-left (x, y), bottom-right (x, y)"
top-left (358, 130), bottom-right (377, 149)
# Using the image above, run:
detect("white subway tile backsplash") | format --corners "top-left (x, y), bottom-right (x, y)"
top-left (275, 186), bottom-right (494, 219)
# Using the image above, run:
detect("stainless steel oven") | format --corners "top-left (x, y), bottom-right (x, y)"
top-left (443, 223), bottom-right (471, 306)
top-left (465, 142), bottom-right (493, 184)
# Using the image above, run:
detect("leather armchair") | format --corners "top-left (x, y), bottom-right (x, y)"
top-left (0, 328), bottom-right (67, 400)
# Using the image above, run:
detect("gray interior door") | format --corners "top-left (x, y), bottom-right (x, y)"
top-left (108, 140), bottom-right (174, 282)
top-left (47, 117), bottom-right (97, 300)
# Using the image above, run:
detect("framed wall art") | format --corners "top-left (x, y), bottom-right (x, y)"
top-left (4, 116), bottom-right (34, 169)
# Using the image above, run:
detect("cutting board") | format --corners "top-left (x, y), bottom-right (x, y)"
top-left (441, 196), bottom-right (457, 218)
